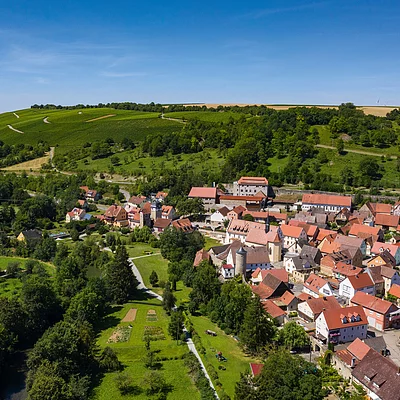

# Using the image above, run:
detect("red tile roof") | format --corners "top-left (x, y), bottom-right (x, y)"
top-left (264, 269), bottom-right (288, 284)
top-left (238, 176), bottom-right (268, 185)
top-left (349, 224), bottom-right (381, 237)
top-left (388, 284), bottom-right (400, 298)
top-left (222, 264), bottom-right (234, 270)
top-left (305, 296), bottom-right (341, 315)
top-left (297, 293), bottom-right (313, 302)
top-left (249, 363), bottom-right (264, 377)
top-left (153, 218), bottom-right (171, 229)
top-left (220, 195), bottom-right (265, 201)
top-left (316, 229), bottom-right (337, 241)
top-left (280, 224), bottom-right (306, 239)
top-left (172, 218), bottom-right (194, 232)
top-left (332, 262), bottom-right (362, 277)
top-left (304, 273), bottom-right (329, 294)
top-left (188, 187), bottom-right (217, 199)
top-left (322, 306), bottom-right (367, 330)
top-left (277, 291), bottom-right (296, 306)
top-left (351, 292), bottom-right (397, 315)
top-left (375, 214), bottom-right (400, 228)
top-left (347, 338), bottom-right (371, 360)
top-left (372, 242), bottom-right (400, 258)
top-left (302, 193), bottom-right (352, 207)
top-left (193, 249), bottom-right (210, 267)
top-left (347, 274), bottom-right (374, 290)
top-left (262, 299), bottom-right (285, 318)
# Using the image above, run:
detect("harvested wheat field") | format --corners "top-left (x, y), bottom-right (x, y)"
top-left (2, 155), bottom-right (50, 171)
top-left (184, 103), bottom-right (398, 117)
top-left (85, 114), bottom-right (116, 122)
top-left (122, 308), bottom-right (137, 322)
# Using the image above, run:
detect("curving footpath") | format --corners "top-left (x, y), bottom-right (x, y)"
top-left (43, 117), bottom-right (51, 124)
top-left (129, 258), bottom-right (219, 399)
top-left (7, 124), bottom-right (24, 134)
top-left (13, 112), bottom-right (19, 118)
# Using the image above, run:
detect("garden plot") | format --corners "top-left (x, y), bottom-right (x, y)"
top-left (107, 326), bottom-right (132, 343)
top-left (146, 309), bottom-right (158, 321)
top-left (122, 308), bottom-right (137, 322)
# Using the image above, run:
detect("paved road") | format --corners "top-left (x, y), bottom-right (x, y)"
top-left (129, 258), bottom-right (218, 398)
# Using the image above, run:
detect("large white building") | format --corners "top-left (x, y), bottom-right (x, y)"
top-left (315, 306), bottom-right (368, 344)
top-left (301, 194), bottom-right (352, 213)
top-left (338, 274), bottom-right (376, 299)
top-left (234, 176), bottom-right (268, 196)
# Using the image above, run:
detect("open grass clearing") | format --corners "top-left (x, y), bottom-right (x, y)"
top-left (204, 236), bottom-right (221, 250)
top-left (0, 277), bottom-right (22, 298)
top-left (92, 298), bottom-right (200, 399)
top-left (164, 110), bottom-right (248, 123)
top-left (190, 315), bottom-right (259, 398)
top-left (126, 243), bottom-right (160, 258)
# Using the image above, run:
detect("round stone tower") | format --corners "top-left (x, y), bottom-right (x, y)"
top-left (236, 246), bottom-right (247, 277)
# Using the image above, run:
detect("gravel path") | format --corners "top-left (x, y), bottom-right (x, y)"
top-left (13, 112), bottom-right (19, 118)
top-left (7, 125), bottom-right (24, 134)
top-left (316, 144), bottom-right (397, 159)
top-left (43, 117), bottom-right (50, 124)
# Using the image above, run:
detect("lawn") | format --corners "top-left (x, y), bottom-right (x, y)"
top-left (92, 298), bottom-right (200, 400)
top-left (189, 315), bottom-right (259, 398)
top-left (133, 254), bottom-right (168, 289)
top-left (126, 243), bottom-right (160, 258)
top-left (204, 236), bottom-right (222, 251)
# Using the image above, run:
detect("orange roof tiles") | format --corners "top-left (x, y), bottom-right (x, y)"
top-left (388, 284), bottom-right (400, 298)
top-left (188, 187), bottom-right (217, 199)
top-left (375, 214), bottom-right (399, 228)
top-left (371, 242), bottom-right (400, 258)
top-left (280, 224), bottom-right (306, 239)
top-left (322, 306), bottom-right (367, 330)
top-left (316, 229), bottom-right (337, 242)
top-left (220, 195), bottom-right (265, 201)
top-left (304, 273), bottom-right (329, 294)
top-left (265, 269), bottom-right (288, 283)
top-left (238, 176), bottom-right (268, 185)
top-left (305, 296), bottom-right (341, 315)
top-left (349, 224), bottom-right (381, 237)
top-left (351, 292), bottom-right (397, 315)
top-left (249, 363), bottom-right (264, 377)
top-left (277, 291), bottom-right (296, 306)
top-left (347, 338), bottom-right (371, 361)
top-left (332, 262), bottom-right (362, 277)
top-left (262, 299), bottom-right (285, 318)
top-left (347, 274), bottom-right (374, 290)
top-left (302, 193), bottom-right (352, 207)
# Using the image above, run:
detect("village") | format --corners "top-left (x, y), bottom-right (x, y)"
top-left (61, 175), bottom-right (400, 400)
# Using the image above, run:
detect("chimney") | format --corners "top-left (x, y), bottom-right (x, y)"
top-left (265, 212), bottom-right (270, 233)
top-left (351, 357), bottom-right (356, 368)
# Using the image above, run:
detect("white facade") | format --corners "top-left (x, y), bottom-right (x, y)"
top-left (339, 278), bottom-right (376, 299)
top-left (301, 203), bottom-right (345, 213)
top-left (225, 230), bottom-right (246, 244)
top-left (282, 231), bottom-right (308, 253)
top-left (316, 312), bottom-right (368, 344)
top-left (303, 282), bottom-right (334, 298)
top-left (298, 301), bottom-right (315, 321)
top-left (210, 210), bottom-right (228, 224)
top-left (221, 265), bottom-right (234, 279)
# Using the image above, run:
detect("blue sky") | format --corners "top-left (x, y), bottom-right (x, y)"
top-left (1, 0), bottom-right (400, 112)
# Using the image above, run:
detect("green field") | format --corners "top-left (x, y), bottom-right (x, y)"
top-left (190, 315), bottom-right (258, 398)
top-left (74, 148), bottom-right (225, 174)
top-left (204, 236), bottom-right (221, 250)
top-left (0, 108), bottom-right (182, 154)
top-left (92, 298), bottom-right (200, 400)
top-left (163, 111), bottom-right (248, 123)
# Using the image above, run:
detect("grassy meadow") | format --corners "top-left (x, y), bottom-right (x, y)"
top-left (92, 298), bottom-right (200, 400)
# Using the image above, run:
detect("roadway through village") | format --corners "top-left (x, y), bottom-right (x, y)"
top-left (129, 257), bottom-right (219, 399)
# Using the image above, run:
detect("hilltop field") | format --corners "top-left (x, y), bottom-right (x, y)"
top-left (1, 103), bottom-right (400, 192)
top-left (0, 108), bottom-right (181, 155)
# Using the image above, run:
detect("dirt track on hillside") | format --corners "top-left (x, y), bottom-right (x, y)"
top-left (85, 114), bottom-right (116, 122)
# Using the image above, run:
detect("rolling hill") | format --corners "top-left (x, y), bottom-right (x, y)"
top-left (0, 108), bottom-right (182, 154)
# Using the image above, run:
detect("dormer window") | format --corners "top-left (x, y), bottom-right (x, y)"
top-left (342, 316), bottom-right (348, 324)
top-left (356, 315), bottom-right (361, 322)
top-left (373, 382), bottom-right (380, 389)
